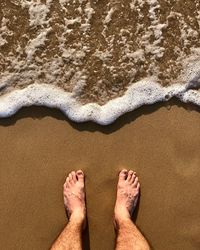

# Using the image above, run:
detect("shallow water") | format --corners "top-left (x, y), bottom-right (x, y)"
top-left (0, 0), bottom-right (200, 123)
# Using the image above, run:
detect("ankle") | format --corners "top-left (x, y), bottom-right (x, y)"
top-left (114, 206), bottom-right (133, 227)
top-left (69, 209), bottom-right (86, 225)
top-left (114, 216), bottom-right (135, 233)
top-left (114, 205), bottom-right (130, 220)
top-left (115, 214), bottom-right (130, 225)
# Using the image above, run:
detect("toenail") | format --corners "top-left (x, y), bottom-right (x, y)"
top-left (121, 169), bottom-right (127, 173)
top-left (77, 170), bottom-right (83, 175)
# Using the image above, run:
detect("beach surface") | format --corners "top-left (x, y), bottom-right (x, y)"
top-left (0, 101), bottom-right (200, 250)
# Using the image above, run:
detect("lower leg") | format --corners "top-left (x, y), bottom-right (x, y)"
top-left (51, 170), bottom-right (86, 250)
top-left (51, 214), bottom-right (84, 250)
top-left (115, 217), bottom-right (150, 250)
top-left (114, 170), bottom-right (150, 250)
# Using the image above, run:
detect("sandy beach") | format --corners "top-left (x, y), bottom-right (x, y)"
top-left (0, 1), bottom-right (200, 249)
top-left (0, 100), bottom-right (200, 250)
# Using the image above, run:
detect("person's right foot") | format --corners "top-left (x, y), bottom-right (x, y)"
top-left (114, 169), bottom-right (140, 227)
top-left (63, 170), bottom-right (86, 227)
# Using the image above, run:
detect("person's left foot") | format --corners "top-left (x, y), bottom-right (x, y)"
top-left (63, 170), bottom-right (86, 227)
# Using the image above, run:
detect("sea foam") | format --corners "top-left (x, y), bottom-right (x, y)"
top-left (0, 77), bottom-right (199, 125)
top-left (0, 0), bottom-right (200, 124)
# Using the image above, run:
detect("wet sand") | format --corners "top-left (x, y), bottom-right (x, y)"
top-left (0, 100), bottom-right (200, 250)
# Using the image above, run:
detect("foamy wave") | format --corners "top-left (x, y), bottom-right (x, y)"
top-left (0, 0), bottom-right (200, 124)
top-left (0, 78), bottom-right (199, 125)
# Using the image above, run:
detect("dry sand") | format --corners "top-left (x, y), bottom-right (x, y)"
top-left (0, 100), bottom-right (200, 250)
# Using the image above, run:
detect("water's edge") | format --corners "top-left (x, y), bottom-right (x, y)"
top-left (0, 79), bottom-right (199, 125)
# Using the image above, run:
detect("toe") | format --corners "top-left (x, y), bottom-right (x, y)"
top-left (131, 172), bottom-right (136, 183)
top-left (133, 176), bottom-right (139, 187)
top-left (119, 169), bottom-right (128, 180)
top-left (71, 171), bottom-right (77, 182)
top-left (76, 170), bottom-right (84, 182)
top-left (66, 177), bottom-right (70, 186)
top-left (68, 173), bottom-right (72, 180)
top-left (63, 179), bottom-right (67, 189)
top-left (69, 173), bottom-right (74, 184)
top-left (127, 170), bottom-right (134, 182)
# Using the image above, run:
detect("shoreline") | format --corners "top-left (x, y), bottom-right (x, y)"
top-left (0, 79), bottom-right (200, 125)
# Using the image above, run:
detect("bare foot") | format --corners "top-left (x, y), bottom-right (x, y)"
top-left (114, 169), bottom-right (140, 227)
top-left (63, 170), bottom-right (86, 227)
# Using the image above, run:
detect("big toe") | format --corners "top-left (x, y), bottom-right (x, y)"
top-left (76, 170), bottom-right (84, 183)
top-left (119, 169), bottom-right (128, 181)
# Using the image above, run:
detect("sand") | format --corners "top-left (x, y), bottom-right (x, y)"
top-left (0, 100), bottom-right (200, 250)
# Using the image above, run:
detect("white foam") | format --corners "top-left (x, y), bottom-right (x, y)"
top-left (80, 2), bottom-right (95, 32)
top-left (21, 0), bottom-right (52, 27)
top-left (25, 27), bottom-right (52, 61)
top-left (0, 18), bottom-right (13, 47)
top-left (102, 6), bottom-right (116, 39)
top-left (0, 77), bottom-right (199, 125)
top-left (0, 0), bottom-right (200, 124)
top-left (103, 7), bottom-right (115, 25)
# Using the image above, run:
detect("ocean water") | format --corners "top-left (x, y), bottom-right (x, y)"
top-left (0, 0), bottom-right (200, 124)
